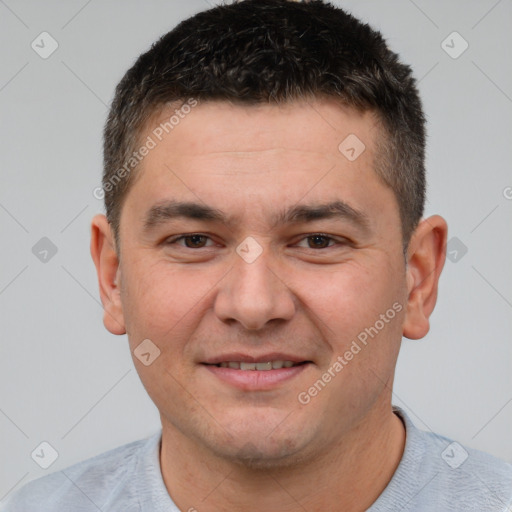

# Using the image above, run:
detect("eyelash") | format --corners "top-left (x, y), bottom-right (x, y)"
top-left (165, 233), bottom-right (347, 250)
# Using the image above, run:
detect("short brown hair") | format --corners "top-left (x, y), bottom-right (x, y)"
top-left (103, 0), bottom-right (426, 251)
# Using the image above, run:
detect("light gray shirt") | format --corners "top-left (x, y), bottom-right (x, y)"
top-left (2, 406), bottom-right (511, 511)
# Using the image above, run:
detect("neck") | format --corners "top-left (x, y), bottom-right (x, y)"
top-left (159, 401), bottom-right (405, 512)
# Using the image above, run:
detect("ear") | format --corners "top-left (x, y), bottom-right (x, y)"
top-left (90, 214), bottom-right (126, 335)
top-left (403, 215), bottom-right (448, 340)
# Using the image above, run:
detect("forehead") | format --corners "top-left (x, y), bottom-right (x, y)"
top-left (142, 98), bottom-right (380, 159)
top-left (120, 98), bottom-right (396, 236)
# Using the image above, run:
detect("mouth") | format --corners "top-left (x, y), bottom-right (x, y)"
top-left (201, 355), bottom-right (313, 390)
top-left (205, 360), bottom-right (307, 370)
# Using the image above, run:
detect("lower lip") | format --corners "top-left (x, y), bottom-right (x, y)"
top-left (202, 363), bottom-right (310, 391)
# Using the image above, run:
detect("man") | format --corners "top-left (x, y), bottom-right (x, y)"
top-left (3, 0), bottom-right (511, 510)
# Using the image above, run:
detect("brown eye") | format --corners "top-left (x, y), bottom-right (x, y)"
top-left (182, 235), bottom-right (208, 248)
top-left (306, 235), bottom-right (333, 249)
top-left (294, 233), bottom-right (350, 251)
top-left (166, 234), bottom-right (214, 249)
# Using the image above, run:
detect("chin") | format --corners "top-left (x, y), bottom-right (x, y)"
top-left (204, 420), bottom-right (315, 470)
top-left (165, 401), bottom-right (323, 468)
top-left (207, 440), bottom-right (302, 470)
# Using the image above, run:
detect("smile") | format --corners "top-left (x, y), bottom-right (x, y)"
top-left (202, 358), bottom-right (312, 391)
top-left (211, 360), bottom-right (302, 370)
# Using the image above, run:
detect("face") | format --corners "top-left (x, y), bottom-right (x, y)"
top-left (101, 99), bottom-right (413, 466)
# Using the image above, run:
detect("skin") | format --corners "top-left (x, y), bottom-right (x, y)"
top-left (91, 98), bottom-right (447, 511)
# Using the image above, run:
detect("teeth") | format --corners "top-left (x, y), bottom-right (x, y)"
top-left (215, 360), bottom-right (299, 370)
top-left (256, 362), bottom-right (272, 371)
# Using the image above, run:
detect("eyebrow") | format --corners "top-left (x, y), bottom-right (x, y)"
top-left (142, 199), bottom-right (370, 233)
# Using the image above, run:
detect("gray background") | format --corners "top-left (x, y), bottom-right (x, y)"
top-left (1, 0), bottom-right (511, 501)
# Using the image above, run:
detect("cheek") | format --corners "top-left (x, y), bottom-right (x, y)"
top-left (120, 260), bottom-right (221, 345)
top-left (296, 258), bottom-right (404, 338)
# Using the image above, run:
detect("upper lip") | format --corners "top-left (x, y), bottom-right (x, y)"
top-left (202, 353), bottom-right (311, 365)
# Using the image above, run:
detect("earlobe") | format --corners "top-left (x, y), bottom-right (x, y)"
top-left (402, 215), bottom-right (448, 340)
top-left (90, 214), bottom-right (127, 335)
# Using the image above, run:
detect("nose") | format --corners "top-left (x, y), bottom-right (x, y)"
top-left (213, 244), bottom-right (296, 331)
